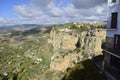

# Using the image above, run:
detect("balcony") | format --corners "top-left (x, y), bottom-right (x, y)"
top-left (103, 48), bottom-right (120, 80)
top-left (92, 55), bottom-right (119, 80)
top-left (106, 28), bottom-right (117, 31)
top-left (103, 49), bottom-right (120, 58)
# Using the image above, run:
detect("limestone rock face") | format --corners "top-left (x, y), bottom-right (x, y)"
top-left (94, 30), bottom-right (106, 54)
top-left (49, 27), bottom-right (106, 72)
top-left (48, 29), bottom-right (78, 51)
top-left (50, 52), bottom-right (79, 72)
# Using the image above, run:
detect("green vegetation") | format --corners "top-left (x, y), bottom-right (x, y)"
top-left (0, 34), bottom-right (53, 80)
top-left (70, 24), bottom-right (88, 33)
top-left (96, 25), bottom-right (106, 29)
top-left (73, 48), bottom-right (81, 53)
top-left (62, 59), bottom-right (107, 80)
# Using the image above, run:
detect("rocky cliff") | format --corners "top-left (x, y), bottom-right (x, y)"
top-left (49, 25), bottom-right (106, 73)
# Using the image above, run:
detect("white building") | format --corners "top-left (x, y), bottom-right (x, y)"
top-left (103, 0), bottom-right (120, 79)
top-left (107, 0), bottom-right (120, 37)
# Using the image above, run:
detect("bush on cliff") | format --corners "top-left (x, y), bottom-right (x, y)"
top-left (62, 59), bottom-right (107, 80)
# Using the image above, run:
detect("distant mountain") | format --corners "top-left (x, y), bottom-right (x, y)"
top-left (10, 27), bottom-right (52, 36)
top-left (0, 24), bottom-right (42, 27)
top-left (0, 24), bottom-right (52, 34)
top-left (0, 27), bottom-right (14, 34)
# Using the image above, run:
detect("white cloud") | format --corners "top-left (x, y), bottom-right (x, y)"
top-left (73, 0), bottom-right (107, 9)
top-left (64, 4), bottom-right (80, 18)
top-left (63, 3), bottom-right (107, 21)
top-left (30, 0), bottom-right (55, 10)
top-left (0, 18), bottom-right (18, 26)
top-left (14, 5), bottom-right (42, 19)
top-left (4, 0), bottom-right (107, 25)
top-left (47, 7), bottom-right (64, 17)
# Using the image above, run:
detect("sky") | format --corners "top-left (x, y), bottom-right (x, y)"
top-left (0, 0), bottom-right (107, 26)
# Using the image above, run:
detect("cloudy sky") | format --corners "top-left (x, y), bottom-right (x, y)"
top-left (0, 0), bottom-right (107, 26)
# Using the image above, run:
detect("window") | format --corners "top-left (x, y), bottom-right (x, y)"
top-left (111, 12), bottom-right (118, 29)
top-left (114, 35), bottom-right (120, 49)
top-left (112, 0), bottom-right (116, 3)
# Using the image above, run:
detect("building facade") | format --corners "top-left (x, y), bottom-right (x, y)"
top-left (103, 0), bottom-right (120, 79)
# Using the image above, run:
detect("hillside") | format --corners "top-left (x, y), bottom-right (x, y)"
top-left (0, 23), bottom-right (107, 80)
top-left (0, 24), bottom-right (44, 34)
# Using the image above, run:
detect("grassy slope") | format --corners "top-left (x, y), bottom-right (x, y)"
top-left (0, 34), bottom-right (53, 80)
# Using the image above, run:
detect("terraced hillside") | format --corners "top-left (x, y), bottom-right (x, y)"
top-left (0, 34), bottom-right (53, 80)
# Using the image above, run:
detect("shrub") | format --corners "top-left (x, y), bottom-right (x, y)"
top-left (73, 48), bottom-right (81, 53)
top-left (62, 59), bottom-right (107, 80)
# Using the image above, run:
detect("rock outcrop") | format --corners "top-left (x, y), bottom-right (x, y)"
top-left (49, 26), bottom-right (106, 73)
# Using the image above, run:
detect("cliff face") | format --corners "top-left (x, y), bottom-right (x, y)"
top-left (49, 29), bottom-right (78, 51)
top-left (49, 26), bottom-right (106, 72)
